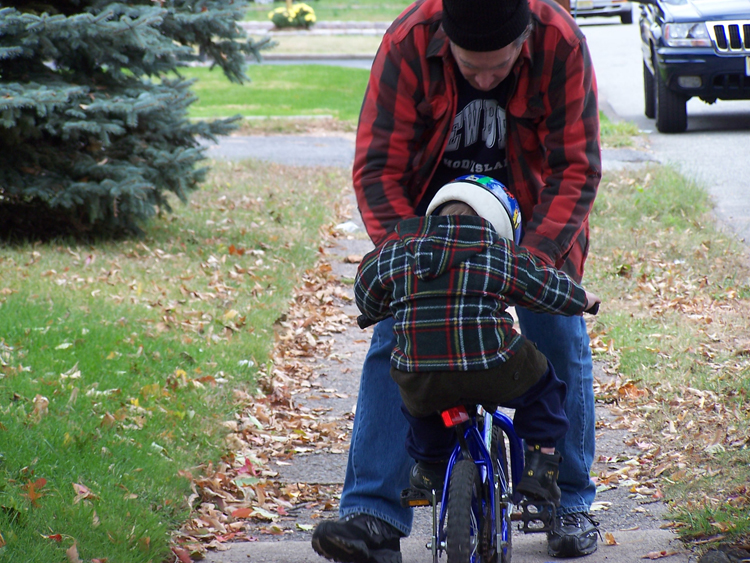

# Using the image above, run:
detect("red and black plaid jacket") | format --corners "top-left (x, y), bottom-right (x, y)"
top-left (353, 0), bottom-right (601, 282)
top-left (355, 215), bottom-right (588, 372)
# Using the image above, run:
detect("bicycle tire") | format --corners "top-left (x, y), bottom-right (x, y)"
top-left (491, 425), bottom-right (512, 563)
top-left (490, 425), bottom-right (508, 486)
top-left (446, 459), bottom-right (482, 563)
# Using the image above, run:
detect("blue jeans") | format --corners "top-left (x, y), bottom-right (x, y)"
top-left (339, 312), bottom-right (596, 535)
top-left (516, 308), bottom-right (597, 516)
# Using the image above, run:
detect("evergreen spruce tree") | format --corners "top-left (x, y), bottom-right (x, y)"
top-left (0, 1), bottom-right (270, 237)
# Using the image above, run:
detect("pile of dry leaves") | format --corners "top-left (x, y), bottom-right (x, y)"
top-left (171, 231), bottom-right (356, 561)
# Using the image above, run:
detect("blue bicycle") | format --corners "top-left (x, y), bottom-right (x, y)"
top-left (400, 403), bottom-right (556, 563)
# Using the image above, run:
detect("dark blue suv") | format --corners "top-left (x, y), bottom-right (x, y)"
top-left (636, 0), bottom-right (750, 132)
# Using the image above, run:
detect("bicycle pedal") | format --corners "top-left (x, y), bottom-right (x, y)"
top-left (518, 499), bottom-right (557, 533)
top-left (400, 487), bottom-right (436, 508)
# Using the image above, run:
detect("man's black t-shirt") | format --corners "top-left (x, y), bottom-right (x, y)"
top-left (416, 69), bottom-right (511, 215)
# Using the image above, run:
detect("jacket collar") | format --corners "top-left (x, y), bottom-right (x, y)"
top-left (426, 26), bottom-right (450, 59)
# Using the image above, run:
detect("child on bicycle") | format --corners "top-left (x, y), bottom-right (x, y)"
top-left (354, 174), bottom-right (600, 505)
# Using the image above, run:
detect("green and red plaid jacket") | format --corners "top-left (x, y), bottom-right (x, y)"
top-left (355, 215), bottom-right (588, 372)
top-left (353, 0), bottom-right (601, 282)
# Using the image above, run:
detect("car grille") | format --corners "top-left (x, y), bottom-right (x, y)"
top-left (707, 21), bottom-right (750, 54)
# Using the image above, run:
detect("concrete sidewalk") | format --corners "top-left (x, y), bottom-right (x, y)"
top-left (240, 20), bottom-right (390, 36)
top-left (207, 529), bottom-right (688, 563)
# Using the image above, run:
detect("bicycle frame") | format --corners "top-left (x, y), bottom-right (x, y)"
top-left (401, 406), bottom-right (560, 563)
top-left (401, 406), bottom-right (555, 563)
top-left (431, 406), bottom-right (525, 563)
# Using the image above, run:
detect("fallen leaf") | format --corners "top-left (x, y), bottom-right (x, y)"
top-left (140, 382), bottom-right (164, 400)
top-left (710, 521), bottom-right (734, 533)
top-left (101, 412), bottom-right (116, 429)
top-left (22, 478), bottom-right (47, 507)
top-left (232, 507), bottom-right (253, 518)
top-left (237, 457), bottom-right (258, 476)
top-left (172, 547), bottom-right (192, 563)
top-left (31, 395), bottom-right (50, 421)
top-left (66, 543), bottom-right (83, 563)
top-left (206, 539), bottom-right (232, 550)
top-left (234, 476), bottom-right (259, 488)
top-left (642, 550), bottom-right (679, 559)
top-left (73, 483), bottom-right (100, 504)
top-left (251, 507), bottom-right (277, 521)
top-left (604, 532), bottom-right (619, 546)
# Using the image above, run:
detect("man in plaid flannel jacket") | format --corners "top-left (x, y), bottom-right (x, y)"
top-left (312, 0), bottom-right (602, 558)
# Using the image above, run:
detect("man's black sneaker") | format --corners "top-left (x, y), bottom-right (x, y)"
top-left (311, 514), bottom-right (403, 563)
top-left (547, 512), bottom-right (601, 558)
top-left (409, 460), bottom-right (448, 496)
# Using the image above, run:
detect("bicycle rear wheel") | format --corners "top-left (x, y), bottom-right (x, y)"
top-left (446, 459), bottom-right (482, 563)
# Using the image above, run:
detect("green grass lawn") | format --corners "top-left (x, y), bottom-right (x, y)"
top-left (588, 164), bottom-right (750, 544)
top-left (265, 35), bottom-right (383, 56)
top-left (182, 65), bottom-right (369, 122)
top-left (0, 161), bottom-right (350, 562)
top-left (245, 0), bottom-right (411, 22)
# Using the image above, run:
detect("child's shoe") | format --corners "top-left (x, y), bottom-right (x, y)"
top-left (409, 460), bottom-right (448, 495)
top-left (516, 445), bottom-right (562, 504)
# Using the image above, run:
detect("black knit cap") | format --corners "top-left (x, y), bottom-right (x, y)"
top-left (442, 0), bottom-right (531, 52)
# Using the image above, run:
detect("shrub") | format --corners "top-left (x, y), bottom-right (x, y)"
top-left (269, 2), bottom-right (317, 29)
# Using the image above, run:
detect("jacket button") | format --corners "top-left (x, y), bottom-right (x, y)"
top-left (513, 372), bottom-right (520, 381)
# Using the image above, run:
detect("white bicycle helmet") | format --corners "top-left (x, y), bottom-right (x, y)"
top-left (425, 174), bottom-right (523, 244)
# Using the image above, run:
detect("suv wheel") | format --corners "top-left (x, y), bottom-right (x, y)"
top-left (620, 9), bottom-right (633, 24)
top-left (643, 60), bottom-right (655, 119)
top-left (655, 68), bottom-right (688, 133)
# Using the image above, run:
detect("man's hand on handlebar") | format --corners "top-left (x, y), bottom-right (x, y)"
top-left (584, 290), bottom-right (601, 315)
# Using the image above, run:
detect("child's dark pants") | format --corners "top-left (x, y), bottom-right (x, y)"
top-left (401, 360), bottom-right (569, 462)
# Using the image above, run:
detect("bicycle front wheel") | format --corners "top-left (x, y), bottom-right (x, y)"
top-left (491, 425), bottom-right (512, 563)
top-left (446, 459), bottom-right (482, 563)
